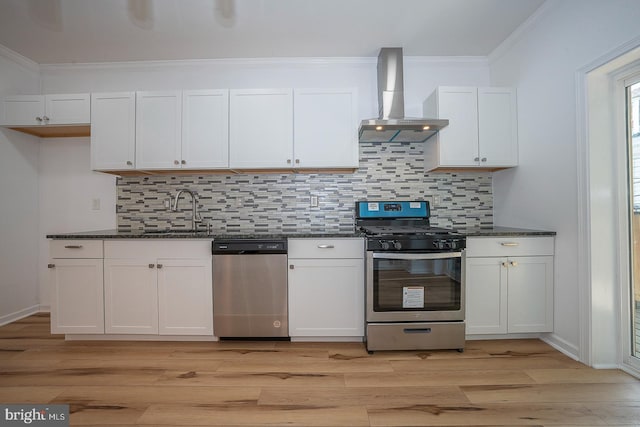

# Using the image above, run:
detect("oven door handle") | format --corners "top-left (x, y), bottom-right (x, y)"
top-left (371, 252), bottom-right (462, 260)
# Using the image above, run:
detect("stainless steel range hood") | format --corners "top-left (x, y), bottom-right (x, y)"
top-left (359, 47), bottom-right (448, 143)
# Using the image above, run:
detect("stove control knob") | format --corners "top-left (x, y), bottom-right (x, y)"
top-left (393, 241), bottom-right (402, 250)
top-left (380, 241), bottom-right (391, 250)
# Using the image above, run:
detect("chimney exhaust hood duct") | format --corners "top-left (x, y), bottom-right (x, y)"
top-left (358, 47), bottom-right (448, 143)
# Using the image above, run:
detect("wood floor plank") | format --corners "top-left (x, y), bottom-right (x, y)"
top-left (525, 368), bottom-right (639, 384)
top-left (52, 385), bottom-right (260, 405)
top-left (0, 386), bottom-right (65, 403)
top-left (582, 401), bottom-right (640, 425)
top-left (345, 369), bottom-right (536, 387)
top-left (461, 382), bottom-right (640, 404)
top-left (156, 370), bottom-right (346, 387)
top-left (390, 355), bottom-right (582, 372)
top-left (367, 402), bottom-right (607, 426)
top-left (0, 366), bottom-right (166, 386)
top-left (216, 358), bottom-right (394, 373)
top-left (168, 347), bottom-right (330, 361)
top-left (55, 358), bottom-right (224, 372)
top-left (258, 385), bottom-right (470, 407)
top-left (136, 403), bottom-right (371, 426)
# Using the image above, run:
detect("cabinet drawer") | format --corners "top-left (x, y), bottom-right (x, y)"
top-left (288, 238), bottom-right (364, 259)
top-left (50, 240), bottom-right (103, 258)
top-left (104, 240), bottom-right (211, 259)
top-left (466, 236), bottom-right (554, 257)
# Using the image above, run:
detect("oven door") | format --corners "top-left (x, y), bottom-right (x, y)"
top-left (366, 251), bottom-right (465, 322)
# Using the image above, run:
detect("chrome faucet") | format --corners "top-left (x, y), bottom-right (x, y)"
top-left (172, 189), bottom-right (202, 231)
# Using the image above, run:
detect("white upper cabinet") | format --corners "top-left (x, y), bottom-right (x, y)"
top-left (293, 88), bottom-right (358, 169)
top-left (229, 88), bottom-right (294, 169)
top-left (1, 93), bottom-right (90, 126)
top-left (135, 91), bottom-right (183, 170)
top-left (182, 89), bottom-right (229, 169)
top-left (91, 92), bottom-right (136, 171)
top-left (423, 86), bottom-right (518, 171)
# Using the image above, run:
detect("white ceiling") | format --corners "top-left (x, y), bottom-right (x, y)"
top-left (0, 0), bottom-right (545, 64)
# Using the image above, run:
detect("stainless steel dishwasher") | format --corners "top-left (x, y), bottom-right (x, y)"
top-left (212, 238), bottom-right (288, 338)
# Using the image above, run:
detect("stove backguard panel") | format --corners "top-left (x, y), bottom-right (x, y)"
top-left (116, 142), bottom-right (493, 234)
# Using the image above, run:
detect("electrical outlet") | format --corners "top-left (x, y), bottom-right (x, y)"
top-left (433, 195), bottom-right (441, 205)
top-left (235, 197), bottom-right (244, 208)
top-left (164, 198), bottom-right (171, 209)
top-left (310, 195), bottom-right (319, 207)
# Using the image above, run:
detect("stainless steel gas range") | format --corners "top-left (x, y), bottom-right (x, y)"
top-left (356, 201), bottom-right (466, 353)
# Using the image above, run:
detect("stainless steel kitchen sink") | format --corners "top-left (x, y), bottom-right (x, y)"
top-left (142, 230), bottom-right (211, 236)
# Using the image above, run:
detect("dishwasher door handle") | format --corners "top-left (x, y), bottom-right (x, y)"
top-left (317, 244), bottom-right (334, 249)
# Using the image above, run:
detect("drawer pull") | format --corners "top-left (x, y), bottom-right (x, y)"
top-left (510, 261), bottom-right (518, 267)
top-left (500, 242), bottom-right (519, 247)
top-left (403, 328), bottom-right (432, 334)
top-left (149, 264), bottom-right (155, 269)
top-left (48, 263), bottom-right (55, 268)
top-left (157, 264), bottom-right (163, 269)
top-left (317, 244), bottom-right (335, 249)
top-left (502, 261), bottom-right (508, 267)
top-left (64, 245), bottom-right (83, 249)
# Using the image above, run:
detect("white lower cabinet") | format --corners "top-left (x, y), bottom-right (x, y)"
top-left (287, 238), bottom-right (364, 338)
top-left (103, 241), bottom-right (213, 336)
top-left (49, 240), bottom-right (105, 334)
top-left (465, 236), bottom-right (554, 335)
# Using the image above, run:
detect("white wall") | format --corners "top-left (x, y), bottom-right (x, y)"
top-left (36, 55), bottom-right (490, 306)
top-left (489, 0), bottom-right (640, 361)
top-left (0, 47), bottom-right (41, 323)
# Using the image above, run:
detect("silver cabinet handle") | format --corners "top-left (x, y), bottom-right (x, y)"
top-left (317, 244), bottom-right (335, 249)
top-left (501, 242), bottom-right (519, 247)
top-left (48, 263), bottom-right (55, 268)
top-left (126, 161), bottom-right (133, 166)
top-left (157, 264), bottom-right (163, 269)
top-left (295, 159), bottom-right (300, 164)
top-left (289, 265), bottom-right (294, 270)
top-left (43, 115), bottom-right (49, 121)
top-left (64, 245), bottom-right (83, 249)
top-left (174, 160), bottom-right (179, 165)
top-left (474, 157), bottom-right (479, 162)
top-left (502, 261), bottom-right (508, 267)
top-left (286, 159), bottom-right (292, 164)
top-left (181, 160), bottom-right (186, 165)
top-left (510, 261), bottom-right (518, 267)
top-left (481, 157), bottom-right (487, 162)
top-left (148, 264), bottom-right (155, 269)
top-left (36, 116), bottom-right (43, 122)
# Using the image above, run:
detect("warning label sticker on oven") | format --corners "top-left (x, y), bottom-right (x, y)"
top-left (367, 202), bottom-right (379, 211)
top-left (402, 286), bottom-right (425, 308)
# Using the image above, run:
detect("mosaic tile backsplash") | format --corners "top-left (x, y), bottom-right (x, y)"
top-left (116, 142), bottom-right (493, 233)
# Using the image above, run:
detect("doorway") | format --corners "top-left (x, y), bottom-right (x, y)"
top-left (627, 80), bottom-right (640, 358)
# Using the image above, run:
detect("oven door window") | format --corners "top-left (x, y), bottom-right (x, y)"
top-left (373, 255), bottom-right (461, 312)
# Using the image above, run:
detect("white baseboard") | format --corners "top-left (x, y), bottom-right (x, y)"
top-left (65, 334), bottom-right (218, 341)
top-left (39, 304), bottom-right (50, 313)
top-left (290, 336), bottom-right (364, 342)
top-left (0, 305), bottom-right (42, 326)
top-left (541, 333), bottom-right (581, 361)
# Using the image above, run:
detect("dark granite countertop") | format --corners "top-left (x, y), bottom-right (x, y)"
top-left (46, 229), bottom-right (364, 239)
top-left (47, 226), bottom-right (554, 240)
top-left (459, 226), bottom-right (556, 237)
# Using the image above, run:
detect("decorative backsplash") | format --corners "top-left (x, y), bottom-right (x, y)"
top-left (116, 142), bottom-right (493, 233)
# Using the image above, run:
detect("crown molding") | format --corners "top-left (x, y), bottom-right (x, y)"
top-left (0, 43), bottom-right (40, 74)
top-left (405, 56), bottom-right (489, 66)
top-left (488, 0), bottom-right (554, 64)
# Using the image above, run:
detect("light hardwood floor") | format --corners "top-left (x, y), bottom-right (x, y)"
top-left (1, 313), bottom-right (640, 426)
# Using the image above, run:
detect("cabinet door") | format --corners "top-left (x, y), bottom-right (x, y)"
top-left (49, 258), bottom-right (104, 334)
top-left (229, 89), bottom-right (293, 169)
top-left (91, 92), bottom-right (136, 170)
top-left (288, 258), bottom-right (364, 337)
top-left (507, 256), bottom-right (554, 333)
top-left (465, 257), bottom-right (507, 334)
top-left (478, 87), bottom-right (518, 167)
top-left (1, 95), bottom-right (44, 126)
top-left (435, 87), bottom-right (479, 167)
top-left (293, 88), bottom-right (358, 168)
top-left (157, 258), bottom-right (213, 336)
top-left (182, 90), bottom-right (229, 169)
top-left (135, 91), bottom-right (182, 169)
top-left (45, 93), bottom-right (90, 125)
top-left (104, 258), bottom-right (158, 334)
